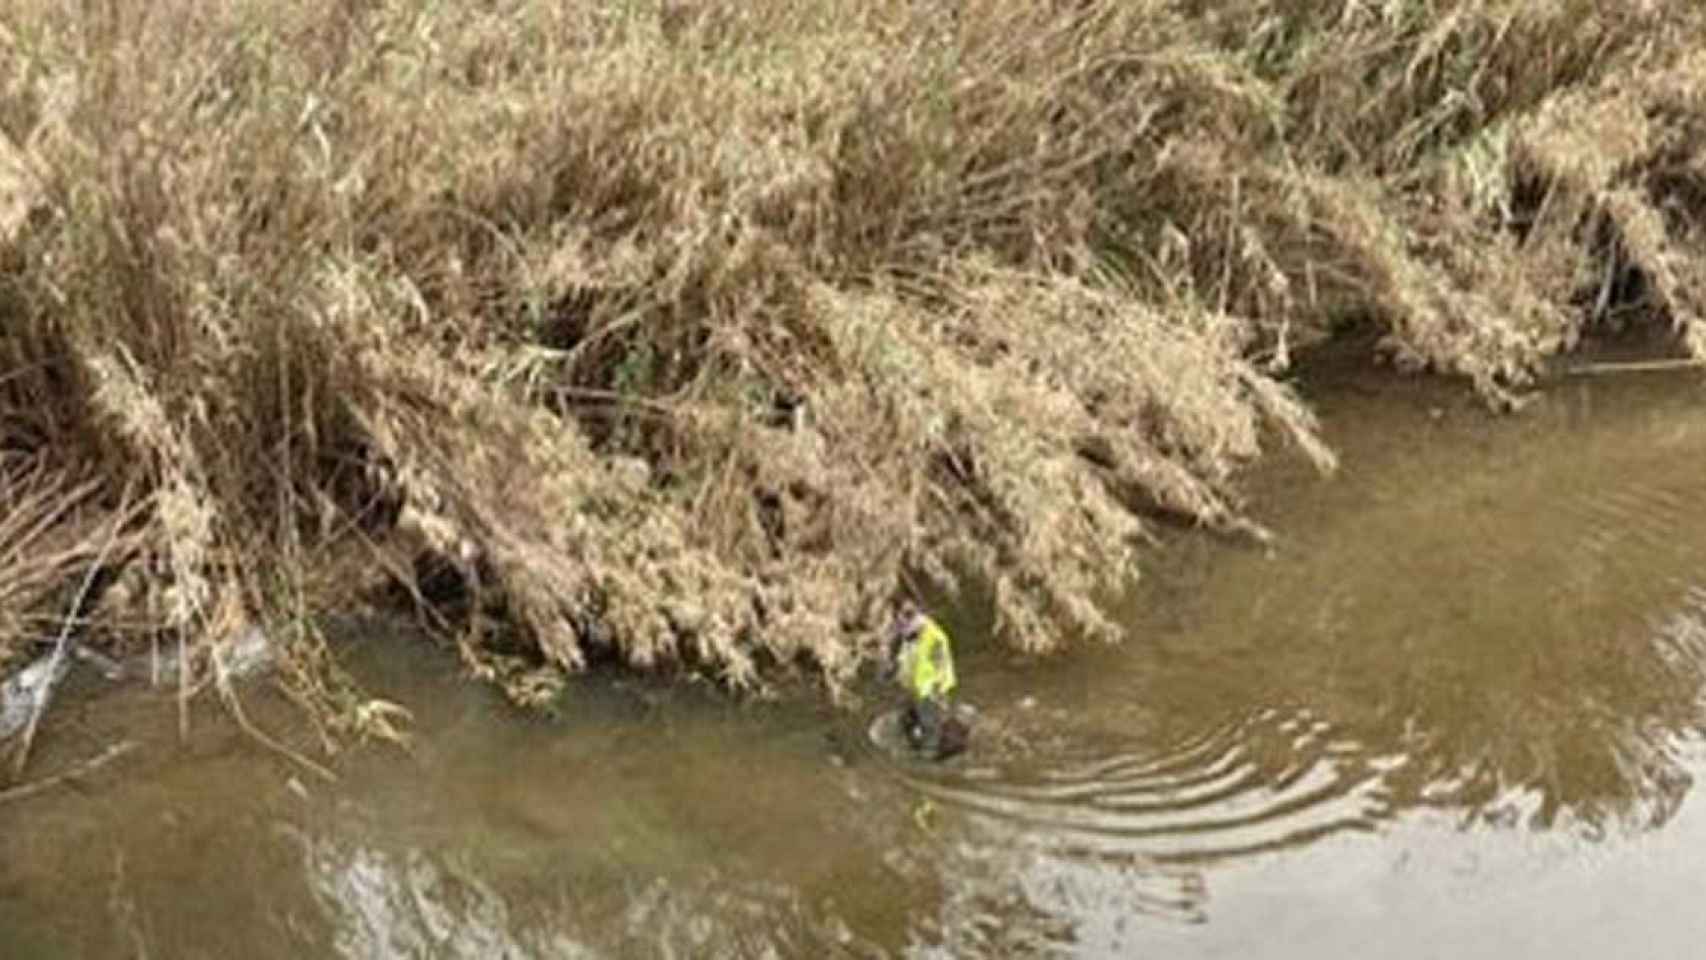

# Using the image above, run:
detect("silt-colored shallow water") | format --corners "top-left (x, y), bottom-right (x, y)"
top-left (3, 362), bottom-right (1704, 958)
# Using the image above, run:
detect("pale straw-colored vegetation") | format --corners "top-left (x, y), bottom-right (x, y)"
top-left (2, 1), bottom-right (1702, 732)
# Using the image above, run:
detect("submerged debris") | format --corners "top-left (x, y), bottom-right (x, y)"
top-left (133, 625), bottom-right (277, 688)
top-left (0, 653), bottom-right (70, 742)
top-left (0, 626), bottom-right (277, 745)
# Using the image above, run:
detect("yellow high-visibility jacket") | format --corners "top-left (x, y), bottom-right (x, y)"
top-left (902, 616), bottom-right (956, 700)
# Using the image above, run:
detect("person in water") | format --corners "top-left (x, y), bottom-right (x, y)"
top-left (886, 600), bottom-right (963, 760)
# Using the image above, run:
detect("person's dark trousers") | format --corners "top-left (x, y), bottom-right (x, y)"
top-left (904, 696), bottom-right (946, 757)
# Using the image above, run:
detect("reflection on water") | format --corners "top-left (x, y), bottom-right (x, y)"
top-left (2, 365), bottom-right (1705, 958)
top-left (302, 839), bottom-right (545, 959)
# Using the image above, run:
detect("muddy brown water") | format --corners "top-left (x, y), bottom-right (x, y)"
top-left (3, 361), bottom-right (1705, 959)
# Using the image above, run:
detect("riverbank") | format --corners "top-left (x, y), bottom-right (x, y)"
top-left (3, 0), bottom-right (1705, 748)
top-left (4, 359), bottom-right (1705, 958)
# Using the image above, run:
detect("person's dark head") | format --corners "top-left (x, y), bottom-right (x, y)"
top-left (887, 597), bottom-right (924, 648)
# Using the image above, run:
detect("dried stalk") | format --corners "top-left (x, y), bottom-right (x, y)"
top-left (1565, 359), bottom-right (1706, 376)
top-left (0, 740), bottom-right (136, 808)
top-left (8, 494), bottom-right (136, 777)
top-left (0, 740), bottom-right (138, 805)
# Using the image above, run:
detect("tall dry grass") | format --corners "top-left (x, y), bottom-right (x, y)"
top-left (2, 0), bottom-right (1703, 725)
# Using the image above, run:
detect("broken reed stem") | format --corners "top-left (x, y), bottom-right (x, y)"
top-left (0, 739), bottom-right (137, 805)
top-left (219, 683), bottom-right (339, 784)
top-left (9, 502), bottom-right (127, 778)
top-left (1564, 359), bottom-right (1706, 376)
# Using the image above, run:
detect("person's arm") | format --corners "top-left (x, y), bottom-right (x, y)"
top-left (928, 623), bottom-right (953, 680)
top-left (885, 619), bottom-right (912, 680)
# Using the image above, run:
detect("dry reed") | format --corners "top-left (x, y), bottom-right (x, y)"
top-left (2, 0), bottom-right (1702, 729)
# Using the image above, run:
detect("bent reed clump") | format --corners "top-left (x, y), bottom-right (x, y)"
top-left (2, 0), bottom-right (1704, 736)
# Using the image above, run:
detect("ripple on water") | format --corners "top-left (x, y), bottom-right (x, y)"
top-left (899, 704), bottom-right (1403, 867)
top-left (1554, 476), bottom-right (1706, 602)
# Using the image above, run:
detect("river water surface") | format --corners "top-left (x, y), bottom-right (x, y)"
top-left (3, 360), bottom-right (1705, 958)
